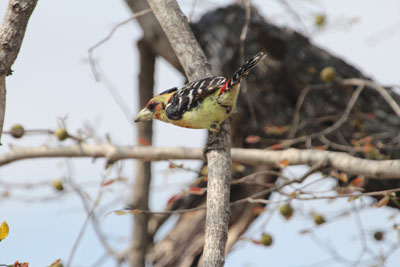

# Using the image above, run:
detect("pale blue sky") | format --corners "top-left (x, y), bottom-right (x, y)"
top-left (0, 0), bottom-right (399, 266)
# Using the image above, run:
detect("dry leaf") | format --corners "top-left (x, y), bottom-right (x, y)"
top-left (276, 158), bottom-right (289, 168)
top-left (337, 173), bottom-right (348, 183)
top-left (376, 196), bottom-right (390, 208)
top-left (102, 179), bottom-right (115, 187)
top-left (347, 195), bottom-right (360, 202)
top-left (270, 144), bottom-right (282, 150)
top-left (245, 135), bottom-right (260, 144)
top-left (252, 206), bottom-right (265, 215)
top-left (48, 259), bottom-right (61, 267)
top-left (350, 176), bottom-right (364, 187)
top-left (299, 229), bottom-right (310, 235)
top-left (168, 163), bottom-right (183, 169)
top-left (233, 162), bottom-right (246, 172)
top-left (265, 125), bottom-right (290, 135)
top-left (167, 193), bottom-right (184, 205)
top-left (187, 187), bottom-right (206, 195)
top-left (138, 137), bottom-right (151, 146)
top-left (13, 262), bottom-right (29, 267)
top-left (114, 210), bottom-right (128, 215)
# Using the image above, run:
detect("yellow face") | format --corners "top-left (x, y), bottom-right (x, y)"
top-left (134, 92), bottom-right (173, 122)
top-left (134, 84), bottom-right (241, 132)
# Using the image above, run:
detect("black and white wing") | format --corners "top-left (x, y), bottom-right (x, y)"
top-left (165, 76), bottom-right (227, 120)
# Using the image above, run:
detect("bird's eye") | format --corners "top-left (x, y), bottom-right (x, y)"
top-left (147, 103), bottom-right (158, 112)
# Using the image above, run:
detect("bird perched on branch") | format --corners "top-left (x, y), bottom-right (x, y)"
top-left (135, 52), bottom-right (266, 131)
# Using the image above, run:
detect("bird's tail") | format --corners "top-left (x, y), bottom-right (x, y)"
top-left (227, 52), bottom-right (266, 88)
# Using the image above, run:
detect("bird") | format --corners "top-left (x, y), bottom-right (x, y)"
top-left (134, 52), bottom-right (266, 132)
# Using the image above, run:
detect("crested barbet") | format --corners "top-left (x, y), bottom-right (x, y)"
top-left (135, 52), bottom-right (266, 131)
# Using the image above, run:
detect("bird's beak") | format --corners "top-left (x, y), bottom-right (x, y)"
top-left (134, 108), bottom-right (154, 122)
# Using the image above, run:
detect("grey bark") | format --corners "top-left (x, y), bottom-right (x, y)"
top-left (0, 0), bottom-right (38, 144)
top-left (1, 145), bottom-right (400, 179)
top-left (145, 1), bottom-right (232, 266)
top-left (202, 123), bottom-right (232, 267)
top-left (0, 0), bottom-right (37, 75)
top-left (130, 38), bottom-right (155, 267)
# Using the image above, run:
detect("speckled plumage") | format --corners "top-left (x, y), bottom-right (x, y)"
top-left (135, 52), bottom-right (266, 131)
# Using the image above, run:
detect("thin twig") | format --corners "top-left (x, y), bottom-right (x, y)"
top-left (66, 162), bottom-right (116, 267)
top-left (88, 8), bottom-right (152, 80)
top-left (278, 78), bottom-right (400, 149)
top-left (231, 170), bottom-right (286, 185)
top-left (350, 203), bottom-right (368, 267)
top-left (238, 0), bottom-right (258, 126)
top-left (319, 135), bottom-right (364, 154)
top-left (239, 0), bottom-right (251, 65)
top-left (309, 231), bottom-right (352, 265)
top-left (115, 157), bottom-right (400, 216)
top-left (87, 9), bottom-right (152, 124)
top-left (188, 0), bottom-right (199, 22)
top-left (366, 19), bottom-right (400, 46)
top-left (273, 83), bottom-right (365, 148)
top-left (288, 86), bottom-right (310, 138)
top-left (118, 186), bottom-right (400, 215)
top-left (0, 76), bottom-right (5, 145)
top-left (279, 0), bottom-right (307, 33)
top-left (342, 78), bottom-right (400, 118)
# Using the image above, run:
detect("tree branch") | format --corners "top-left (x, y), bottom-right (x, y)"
top-left (0, 76), bottom-right (5, 145)
top-left (124, 0), bottom-right (182, 72)
top-left (146, 0), bottom-right (211, 80)
top-left (342, 78), bottom-right (400, 118)
top-left (119, 187), bottom-right (400, 216)
top-left (88, 8), bottom-right (151, 81)
top-left (1, 145), bottom-right (399, 179)
top-left (0, 0), bottom-right (37, 75)
top-left (145, 1), bottom-right (231, 266)
top-left (129, 38), bottom-right (155, 267)
top-left (0, 0), bottom-right (38, 144)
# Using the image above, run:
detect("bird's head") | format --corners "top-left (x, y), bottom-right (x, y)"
top-left (134, 97), bottom-right (165, 122)
top-left (134, 88), bottom-right (177, 123)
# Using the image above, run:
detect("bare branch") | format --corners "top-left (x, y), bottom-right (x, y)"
top-left (0, 0), bottom-right (38, 75)
top-left (66, 164), bottom-right (118, 267)
top-left (342, 78), bottom-right (400, 118)
top-left (116, 185), bottom-right (400, 216)
top-left (249, 187), bottom-right (400, 204)
top-left (88, 8), bottom-right (151, 81)
top-left (282, 83), bottom-right (365, 147)
top-left (238, 0), bottom-right (257, 126)
top-left (1, 144), bottom-right (400, 179)
top-left (146, 0), bottom-right (212, 80)
top-left (288, 86), bottom-right (310, 138)
top-left (124, 0), bottom-right (183, 72)
top-left (129, 38), bottom-right (155, 267)
top-left (0, 0), bottom-right (38, 144)
top-left (86, 9), bottom-right (154, 124)
top-left (0, 76), bottom-right (5, 145)
top-left (278, 78), bottom-right (400, 149)
top-left (231, 148), bottom-right (400, 179)
top-left (146, 1), bottom-right (231, 266)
